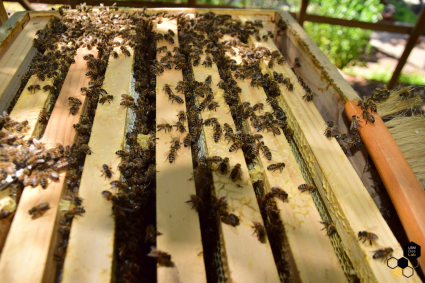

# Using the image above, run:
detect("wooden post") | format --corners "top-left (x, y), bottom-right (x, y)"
top-left (155, 18), bottom-right (207, 283)
top-left (296, 0), bottom-right (309, 27)
top-left (0, 0), bottom-right (8, 27)
top-left (244, 24), bottom-right (422, 283)
top-left (222, 31), bottom-right (347, 282)
top-left (0, 47), bottom-right (96, 283)
top-left (17, 0), bottom-right (33, 11)
top-left (61, 46), bottom-right (133, 283)
top-left (345, 101), bottom-right (425, 275)
top-left (190, 33), bottom-right (281, 283)
top-left (0, 17), bottom-right (50, 113)
top-left (388, 7), bottom-right (425, 89)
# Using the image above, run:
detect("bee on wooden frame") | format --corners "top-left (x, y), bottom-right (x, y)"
top-left (303, 90), bottom-right (316, 102)
top-left (166, 147), bottom-right (178, 164)
top-left (295, 56), bottom-right (302, 67)
top-left (267, 163), bottom-right (285, 173)
top-left (372, 248), bottom-right (393, 262)
top-left (252, 221), bottom-right (266, 242)
top-left (220, 211), bottom-right (240, 227)
top-left (230, 163), bottom-right (242, 181)
top-left (298, 184), bottom-right (316, 193)
top-left (358, 231), bottom-right (378, 246)
top-left (186, 194), bottom-right (203, 212)
top-left (101, 164), bottom-right (114, 179)
top-left (29, 202), bottom-right (50, 219)
top-left (148, 247), bottom-right (174, 267)
top-left (320, 220), bottom-right (336, 236)
top-left (28, 84), bottom-right (41, 93)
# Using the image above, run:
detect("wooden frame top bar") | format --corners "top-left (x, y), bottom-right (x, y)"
top-left (155, 18), bottom-right (206, 283)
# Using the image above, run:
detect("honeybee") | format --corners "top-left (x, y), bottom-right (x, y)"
top-left (295, 56), bottom-right (302, 67)
top-left (28, 84), bottom-right (41, 93)
top-left (0, 209), bottom-right (12, 220)
top-left (271, 186), bottom-right (288, 202)
top-left (169, 94), bottom-right (184, 104)
top-left (99, 95), bottom-right (114, 105)
top-left (267, 163), bottom-right (285, 173)
top-left (303, 91), bottom-right (316, 102)
top-left (358, 231), bottom-right (378, 245)
top-left (252, 101), bottom-right (264, 112)
top-left (64, 207), bottom-right (86, 218)
top-left (148, 247), bottom-right (174, 267)
top-left (213, 128), bottom-right (222, 142)
top-left (220, 211), bottom-right (240, 227)
top-left (157, 123), bottom-right (172, 133)
top-left (29, 203), bottom-right (50, 219)
top-left (350, 115), bottom-right (361, 132)
top-left (79, 144), bottom-right (93, 155)
top-left (69, 105), bottom-right (79, 115)
top-left (229, 141), bottom-right (242, 153)
top-left (120, 46), bottom-right (130, 57)
top-left (216, 157), bottom-right (230, 174)
top-left (173, 121), bottom-right (187, 133)
top-left (176, 110), bottom-right (186, 122)
top-left (230, 163), bottom-right (242, 181)
top-left (145, 225), bottom-right (163, 244)
top-left (183, 133), bottom-right (192, 147)
top-left (167, 147), bottom-right (178, 163)
top-left (372, 248), bottom-right (393, 262)
top-left (186, 194), bottom-right (203, 212)
top-left (362, 110), bottom-right (375, 124)
top-left (298, 184), bottom-right (316, 193)
top-left (320, 220), bottom-right (336, 236)
top-left (324, 127), bottom-right (333, 138)
top-left (260, 142), bottom-right (272, 160)
top-left (115, 150), bottom-right (129, 158)
top-left (38, 108), bottom-right (49, 123)
top-left (101, 164), bottom-right (114, 179)
top-left (163, 84), bottom-right (173, 95)
top-left (171, 137), bottom-right (181, 150)
top-left (251, 221), bottom-right (266, 242)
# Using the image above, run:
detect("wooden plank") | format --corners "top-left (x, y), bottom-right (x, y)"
top-left (304, 14), bottom-right (416, 35)
top-left (246, 29), bottom-right (422, 283)
top-left (0, 16), bottom-right (50, 113)
top-left (296, 0), bottom-right (309, 26)
top-left (155, 18), bottom-right (206, 283)
top-left (222, 33), bottom-right (347, 283)
top-left (0, 47), bottom-right (95, 283)
top-left (61, 46), bottom-right (134, 283)
top-left (191, 34), bottom-right (280, 283)
top-left (267, 13), bottom-right (385, 214)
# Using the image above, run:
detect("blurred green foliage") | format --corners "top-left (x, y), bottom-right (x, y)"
top-left (286, 0), bottom-right (384, 69)
top-left (391, 0), bottom-right (417, 24)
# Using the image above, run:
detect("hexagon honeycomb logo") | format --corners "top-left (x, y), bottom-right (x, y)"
top-left (387, 243), bottom-right (422, 278)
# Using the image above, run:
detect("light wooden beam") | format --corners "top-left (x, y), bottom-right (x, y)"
top-left (222, 34), bottom-right (347, 282)
top-left (191, 34), bottom-right (280, 283)
top-left (61, 46), bottom-right (134, 283)
top-left (0, 16), bottom-right (51, 113)
top-left (155, 18), bottom-right (206, 283)
top-left (247, 14), bottom-right (385, 227)
top-left (0, 47), bottom-right (96, 283)
top-left (244, 26), bottom-right (422, 283)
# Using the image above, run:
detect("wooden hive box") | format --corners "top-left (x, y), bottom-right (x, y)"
top-left (0, 6), bottom-right (423, 283)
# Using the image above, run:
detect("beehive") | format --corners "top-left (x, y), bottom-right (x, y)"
top-left (0, 6), bottom-right (422, 283)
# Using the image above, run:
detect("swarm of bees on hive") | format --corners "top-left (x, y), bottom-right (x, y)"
top-left (0, 4), bottom-right (396, 282)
